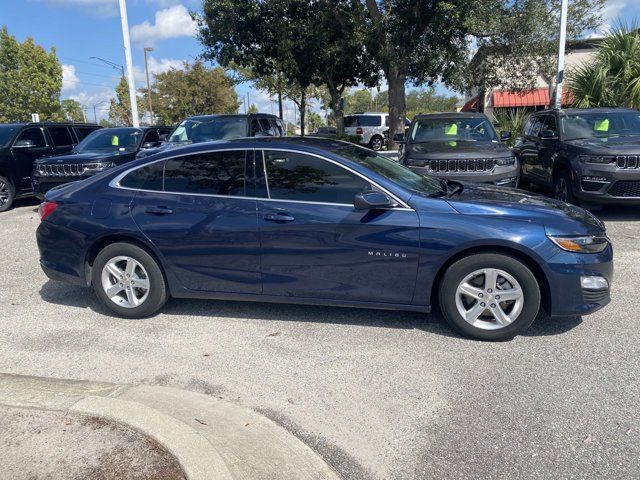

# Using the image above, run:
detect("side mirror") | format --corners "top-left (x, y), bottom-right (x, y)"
top-left (159, 134), bottom-right (168, 141)
top-left (354, 191), bottom-right (393, 210)
top-left (14, 139), bottom-right (36, 148)
top-left (141, 141), bottom-right (158, 149)
top-left (539, 130), bottom-right (557, 139)
top-left (500, 131), bottom-right (512, 141)
top-left (392, 133), bottom-right (405, 143)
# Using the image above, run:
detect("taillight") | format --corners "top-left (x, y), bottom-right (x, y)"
top-left (38, 201), bottom-right (58, 221)
top-left (356, 127), bottom-right (363, 135)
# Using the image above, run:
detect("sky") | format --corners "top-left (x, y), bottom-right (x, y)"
top-left (2, 0), bottom-right (639, 123)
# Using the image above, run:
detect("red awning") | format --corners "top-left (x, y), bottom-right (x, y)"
top-left (492, 88), bottom-right (572, 108)
top-left (460, 96), bottom-right (479, 112)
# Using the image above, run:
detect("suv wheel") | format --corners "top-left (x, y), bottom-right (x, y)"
top-left (369, 135), bottom-right (383, 151)
top-left (553, 169), bottom-right (576, 204)
top-left (92, 242), bottom-right (168, 318)
top-left (438, 253), bottom-right (541, 341)
top-left (0, 176), bottom-right (15, 212)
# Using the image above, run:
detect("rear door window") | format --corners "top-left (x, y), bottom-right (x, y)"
top-left (47, 126), bottom-right (74, 147)
top-left (163, 150), bottom-right (247, 196)
top-left (359, 115), bottom-right (382, 127)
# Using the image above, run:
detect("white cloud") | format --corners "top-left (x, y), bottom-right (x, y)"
top-left (595, 0), bottom-right (635, 34)
top-left (133, 56), bottom-right (185, 84)
top-left (61, 64), bottom-right (80, 92)
top-left (69, 88), bottom-right (115, 122)
top-left (131, 5), bottom-right (198, 44)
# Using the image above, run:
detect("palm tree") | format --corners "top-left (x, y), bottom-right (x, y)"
top-left (567, 22), bottom-right (640, 110)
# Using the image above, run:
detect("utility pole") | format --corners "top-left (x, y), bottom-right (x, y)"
top-left (118, 0), bottom-right (139, 127)
top-left (144, 47), bottom-right (154, 126)
top-left (554, 0), bottom-right (568, 109)
top-left (93, 101), bottom-right (106, 123)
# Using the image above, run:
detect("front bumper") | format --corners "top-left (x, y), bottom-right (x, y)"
top-left (32, 173), bottom-right (93, 196)
top-left (572, 161), bottom-right (640, 205)
top-left (546, 245), bottom-right (613, 317)
top-left (407, 164), bottom-right (518, 187)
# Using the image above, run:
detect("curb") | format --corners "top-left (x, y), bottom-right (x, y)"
top-left (0, 373), bottom-right (341, 480)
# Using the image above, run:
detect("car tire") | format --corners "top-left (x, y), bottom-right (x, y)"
top-left (438, 253), bottom-right (541, 341)
top-left (92, 242), bottom-right (168, 319)
top-left (369, 135), bottom-right (383, 151)
top-left (0, 176), bottom-right (16, 212)
top-left (553, 169), bottom-right (577, 204)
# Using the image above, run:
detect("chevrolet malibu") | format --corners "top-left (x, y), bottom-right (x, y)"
top-left (36, 138), bottom-right (613, 340)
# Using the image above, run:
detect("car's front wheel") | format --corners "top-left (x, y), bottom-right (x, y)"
top-left (553, 169), bottom-right (577, 204)
top-left (0, 176), bottom-right (16, 212)
top-left (438, 253), bottom-right (541, 340)
top-left (92, 242), bottom-right (168, 318)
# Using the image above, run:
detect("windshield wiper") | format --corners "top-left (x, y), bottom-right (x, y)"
top-left (445, 180), bottom-right (464, 198)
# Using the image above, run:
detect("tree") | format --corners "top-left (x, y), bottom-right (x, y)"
top-left (404, 88), bottom-right (460, 118)
top-left (344, 89), bottom-right (374, 113)
top-left (247, 103), bottom-right (259, 114)
top-left (468, 0), bottom-right (605, 106)
top-left (568, 23), bottom-right (640, 109)
top-left (0, 26), bottom-right (63, 122)
top-left (305, 110), bottom-right (325, 132)
top-left (109, 76), bottom-right (144, 126)
top-left (149, 61), bottom-right (239, 125)
top-left (60, 99), bottom-right (85, 122)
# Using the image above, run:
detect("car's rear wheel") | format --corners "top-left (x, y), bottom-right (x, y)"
top-left (91, 242), bottom-right (168, 318)
top-left (0, 176), bottom-right (16, 212)
top-left (438, 253), bottom-right (541, 340)
top-left (369, 135), bottom-right (383, 151)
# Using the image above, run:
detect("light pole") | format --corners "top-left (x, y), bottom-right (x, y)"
top-left (143, 47), bottom-right (154, 126)
top-left (554, 0), bottom-right (569, 109)
top-left (92, 100), bottom-right (107, 124)
top-left (118, 0), bottom-right (139, 127)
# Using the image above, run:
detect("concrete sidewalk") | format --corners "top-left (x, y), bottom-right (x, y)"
top-left (0, 373), bottom-right (341, 480)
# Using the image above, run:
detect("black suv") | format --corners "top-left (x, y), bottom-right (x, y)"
top-left (396, 113), bottom-right (517, 187)
top-left (32, 126), bottom-right (172, 196)
top-left (515, 108), bottom-right (640, 205)
top-left (137, 113), bottom-right (285, 159)
top-left (0, 122), bottom-right (102, 211)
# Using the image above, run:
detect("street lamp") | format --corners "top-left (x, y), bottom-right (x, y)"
top-left (92, 100), bottom-right (107, 124)
top-left (143, 47), bottom-right (154, 126)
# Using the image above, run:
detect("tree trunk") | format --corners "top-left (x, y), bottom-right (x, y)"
top-left (278, 90), bottom-right (283, 119)
top-left (299, 88), bottom-right (306, 137)
top-left (326, 81), bottom-right (344, 135)
top-left (386, 65), bottom-right (407, 151)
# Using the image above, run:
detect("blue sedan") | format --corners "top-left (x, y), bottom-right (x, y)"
top-left (36, 137), bottom-right (613, 340)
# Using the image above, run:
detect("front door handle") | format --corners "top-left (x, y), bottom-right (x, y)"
top-left (145, 206), bottom-right (173, 215)
top-left (264, 212), bottom-right (295, 222)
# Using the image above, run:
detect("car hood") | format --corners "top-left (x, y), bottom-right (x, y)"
top-left (35, 150), bottom-right (133, 165)
top-left (444, 183), bottom-right (606, 236)
top-left (565, 136), bottom-right (640, 154)
top-left (406, 140), bottom-right (512, 159)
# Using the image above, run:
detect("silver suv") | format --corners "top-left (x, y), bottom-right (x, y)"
top-left (344, 112), bottom-right (389, 151)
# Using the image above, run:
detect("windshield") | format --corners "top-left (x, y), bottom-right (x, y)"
top-left (168, 118), bottom-right (247, 143)
top-left (561, 111), bottom-right (640, 140)
top-left (0, 125), bottom-right (20, 147)
top-left (334, 144), bottom-right (445, 197)
top-left (76, 128), bottom-right (143, 152)
top-left (410, 117), bottom-right (498, 142)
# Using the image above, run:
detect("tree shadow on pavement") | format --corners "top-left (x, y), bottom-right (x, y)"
top-left (39, 280), bottom-right (583, 340)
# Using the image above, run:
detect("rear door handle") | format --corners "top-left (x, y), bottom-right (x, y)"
top-left (145, 206), bottom-right (173, 215)
top-left (264, 212), bottom-right (295, 222)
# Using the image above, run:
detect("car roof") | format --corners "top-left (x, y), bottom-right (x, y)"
top-left (533, 107), bottom-right (638, 116)
top-left (347, 112), bottom-right (387, 116)
top-left (412, 112), bottom-right (487, 120)
top-left (97, 126), bottom-right (171, 131)
top-left (185, 114), bottom-right (279, 122)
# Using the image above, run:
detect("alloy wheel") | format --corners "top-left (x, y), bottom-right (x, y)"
top-left (0, 180), bottom-right (8, 206)
top-left (554, 177), bottom-right (568, 202)
top-left (101, 256), bottom-right (150, 308)
top-left (454, 268), bottom-right (524, 330)
top-left (371, 136), bottom-right (383, 151)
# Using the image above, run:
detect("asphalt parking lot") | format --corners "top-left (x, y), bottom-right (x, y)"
top-left (1, 197), bottom-right (639, 480)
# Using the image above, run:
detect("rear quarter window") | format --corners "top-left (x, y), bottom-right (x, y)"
top-left (119, 162), bottom-right (164, 191)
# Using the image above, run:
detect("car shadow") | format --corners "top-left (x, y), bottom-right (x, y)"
top-left (593, 205), bottom-right (640, 222)
top-left (11, 197), bottom-right (40, 211)
top-left (39, 280), bottom-right (582, 340)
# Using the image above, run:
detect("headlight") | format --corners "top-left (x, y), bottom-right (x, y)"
top-left (580, 155), bottom-right (615, 164)
top-left (495, 156), bottom-right (516, 166)
top-left (83, 162), bottom-right (115, 173)
top-left (548, 235), bottom-right (609, 253)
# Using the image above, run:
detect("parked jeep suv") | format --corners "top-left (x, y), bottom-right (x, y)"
top-left (397, 113), bottom-right (517, 187)
top-left (137, 113), bottom-right (285, 159)
top-left (0, 122), bottom-right (102, 211)
top-left (515, 108), bottom-right (640, 205)
top-left (32, 126), bottom-right (172, 196)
